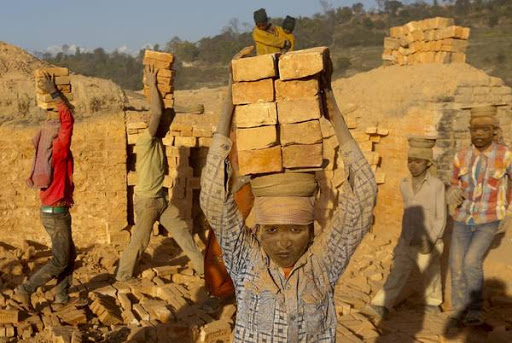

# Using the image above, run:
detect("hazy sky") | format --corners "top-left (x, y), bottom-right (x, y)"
top-left (2, 0), bottom-right (377, 53)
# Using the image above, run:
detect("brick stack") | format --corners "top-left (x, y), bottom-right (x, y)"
top-left (382, 17), bottom-right (470, 65)
top-left (143, 50), bottom-right (175, 109)
top-left (34, 67), bottom-right (73, 110)
top-left (232, 47), bottom-right (329, 175)
top-left (314, 114), bottom-right (388, 230)
top-left (125, 110), bottom-right (215, 233)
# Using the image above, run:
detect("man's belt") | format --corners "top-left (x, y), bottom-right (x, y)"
top-left (41, 206), bottom-right (68, 214)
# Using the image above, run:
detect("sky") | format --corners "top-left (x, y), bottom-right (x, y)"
top-left (1, 0), bottom-right (377, 54)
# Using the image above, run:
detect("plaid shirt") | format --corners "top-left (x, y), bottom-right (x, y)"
top-left (200, 133), bottom-right (377, 343)
top-left (451, 143), bottom-right (512, 224)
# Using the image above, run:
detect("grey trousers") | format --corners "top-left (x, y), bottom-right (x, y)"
top-left (21, 211), bottom-right (76, 303)
top-left (116, 196), bottom-right (204, 280)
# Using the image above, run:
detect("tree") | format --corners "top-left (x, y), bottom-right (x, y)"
top-left (384, 0), bottom-right (403, 16)
top-left (352, 2), bottom-right (365, 14)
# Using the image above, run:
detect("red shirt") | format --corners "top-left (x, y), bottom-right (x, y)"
top-left (40, 102), bottom-right (74, 206)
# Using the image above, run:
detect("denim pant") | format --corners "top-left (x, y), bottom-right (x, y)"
top-left (21, 211), bottom-right (76, 303)
top-left (116, 196), bottom-right (204, 281)
top-left (449, 221), bottom-right (499, 313)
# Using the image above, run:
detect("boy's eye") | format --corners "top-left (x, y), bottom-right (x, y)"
top-left (266, 227), bottom-right (278, 233)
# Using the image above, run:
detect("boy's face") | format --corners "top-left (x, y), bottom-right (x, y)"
top-left (469, 117), bottom-right (495, 150)
top-left (256, 21), bottom-right (270, 30)
top-left (259, 224), bottom-right (312, 268)
top-left (407, 158), bottom-right (430, 177)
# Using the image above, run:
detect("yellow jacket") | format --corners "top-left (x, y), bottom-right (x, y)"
top-left (252, 25), bottom-right (287, 55)
top-left (276, 26), bottom-right (296, 51)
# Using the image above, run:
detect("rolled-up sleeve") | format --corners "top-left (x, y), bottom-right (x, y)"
top-left (200, 133), bottom-right (250, 276)
top-left (314, 139), bottom-right (377, 286)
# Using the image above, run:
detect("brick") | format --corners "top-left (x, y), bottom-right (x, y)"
top-left (118, 293), bottom-right (132, 310)
top-left (436, 25), bottom-right (465, 40)
top-left (278, 47), bottom-right (329, 81)
top-left (143, 74), bottom-right (175, 85)
top-left (277, 96), bottom-right (322, 124)
top-left (282, 144), bottom-right (323, 169)
top-left (144, 50), bottom-right (175, 63)
top-left (238, 146), bottom-right (283, 175)
top-left (280, 120), bottom-right (322, 146)
top-left (389, 26), bottom-right (404, 38)
top-left (383, 37), bottom-right (401, 50)
top-left (198, 137), bottom-right (212, 147)
top-left (143, 58), bottom-right (173, 70)
top-left (153, 265), bottom-right (179, 277)
top-left (234, 102), bottom-right (277, 128)
top-left (133, 303), bottom-right (150, 321)
top-left (236, 126), bottom-right (277, 151)
top-left (232, 79), bottom-right (275, 105)
top-left (430, 17), bottom-right (455, 29)
top-left (143, 84), bottom-right (174, 94)
top-left (54, 76), bottom-right (71, 85)
top-left (232, 53), bottom-right (278, 82)
top-left (440, 38), bottom-right (468, 52)
top-left (34, 67), bottom-right (69, 77)
top-left (158, 69), bottom-right (174, 78)
top-left (108, 230), bottom-right (130, 245)
top-left (122, 309), bottom-right (139, 325)
top-left (0, 310), bottom-right (18, 324)
top-left (174, 136), bottom-right (197, 147)
top-left (60, 309), bottom-right (87, 325)
top-left (275, 78), bottom-right (319, 100)
top-left (199, 320), bottom-right (232, 342)
top-left (451, 52), bottom-right (466, 64)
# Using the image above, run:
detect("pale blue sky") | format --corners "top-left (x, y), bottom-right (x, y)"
top-left (2, 0), bottom-right (377, 53)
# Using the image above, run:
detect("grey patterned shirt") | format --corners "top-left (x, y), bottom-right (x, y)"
top-left (200, 133), bottom-right (377, 343)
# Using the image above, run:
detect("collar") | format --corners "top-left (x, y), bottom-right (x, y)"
top-left (472, 142), bottom-right (496, 157)
top-left (404, 169), bottom-right (431, 186)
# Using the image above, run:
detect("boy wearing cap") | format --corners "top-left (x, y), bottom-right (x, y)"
top-left (277, 16), bottom-right (296, 52)
top-left (447, 105), bottom-right (512, 325)
top-left (200, 49), bottom-right (376, 342)
top-left (252, 8), bottom-right (291, 55)
top-left (368, 137), bottom-right (446, 317)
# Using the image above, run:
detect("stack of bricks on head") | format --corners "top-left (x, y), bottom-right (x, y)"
top-left (126, 50), bottom-right (215, 235)
top-left (143, 50), bottom-right (175, 109)
top-left (382, 17), bottom-right (470, 66)
top-left (34, 67), bottom-right (73, 110)
top-left (232, 47), bottom-right (388, 230)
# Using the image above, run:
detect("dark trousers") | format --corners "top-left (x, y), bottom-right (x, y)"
top-left (21, 211), bottom-right (76, 303)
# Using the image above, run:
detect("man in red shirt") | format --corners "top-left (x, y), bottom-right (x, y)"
top-left (15, 73), bottom-right (79, 310)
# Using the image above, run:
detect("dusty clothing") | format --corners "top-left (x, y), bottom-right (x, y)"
top-left (450, 221), bottom-right (499, 312)
top-left (21, 211), bottom-right (76, 303)
top-left (276, 26), bottom-right (295, 51)
top-left (40, 103), bottom-right (75, 206)
top-left (200, 133), bottom-right (377, 342)
top-left (252, 25), bottom-right (288, 55)
top-left (27, 121), bottom-right (60, 189)
top-left (116, 196), bottom-right (204, 279)
top-left (400, 172), bottom-right (447, 244)
top-left (451, 143), bottom-right (512, 224)
top-left (372, 238), bottom-right (443, 309)
top-left (134, 130), bottom-right (166, 198)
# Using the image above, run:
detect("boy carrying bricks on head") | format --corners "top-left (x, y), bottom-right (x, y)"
top-left (200, 48), bottom-right (377, 342)
top-left (116, 65), bottom-right (204, 283)
top-left (252, 8), bottom-right (291, 56)
top-left (15, 73), bottom-right (83, 310)
top-left (368, 137), bottom-right (446, 318)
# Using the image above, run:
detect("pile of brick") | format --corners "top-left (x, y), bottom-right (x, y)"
top-left (125, 110), bottom-right (215, 236)
top-left (314, 117), bottom-right (388, 229)
top-left (382, 17), bottom-right (470, 66)
top-left (143, 50), bottom-right (175, 109)
top-left (34, 67), bottom-right (73, 110)
top-left (231, 47), bottom-right (329, 175)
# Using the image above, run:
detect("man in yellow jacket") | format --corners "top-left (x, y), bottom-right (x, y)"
top-left (277, 16), bottom-right (296, 52)
top-left (252, 8), bottom-right (291, 55)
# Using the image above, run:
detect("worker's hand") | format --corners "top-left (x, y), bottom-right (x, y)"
top-left (447, 187), bottom-right (464, 206)
top-left (37, 72), bottom-right (57, 94)
top-left (144, 64), bottom-right (158, 87)
top-left (498, 216), bottom-right (512, 234)
top-left (233, 46), bottom-right (254, 60)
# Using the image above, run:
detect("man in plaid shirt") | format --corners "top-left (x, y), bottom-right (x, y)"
top-left (200, 48), bottom-right (377, 342)
top-left (447, 105), bottom-right (512, 326)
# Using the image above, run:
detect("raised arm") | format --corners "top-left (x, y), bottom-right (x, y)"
top-left (145, 65), bottom-right (163, 137)
top-left (200, 46), bottom-right (255, 276)
top-left (38, 73), bottom-right (74, 150)
top-left (313, 59), bottom-right (377, 285)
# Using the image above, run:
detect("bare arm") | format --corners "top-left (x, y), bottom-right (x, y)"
top-left (145, 65), bottom-right (163, 137)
